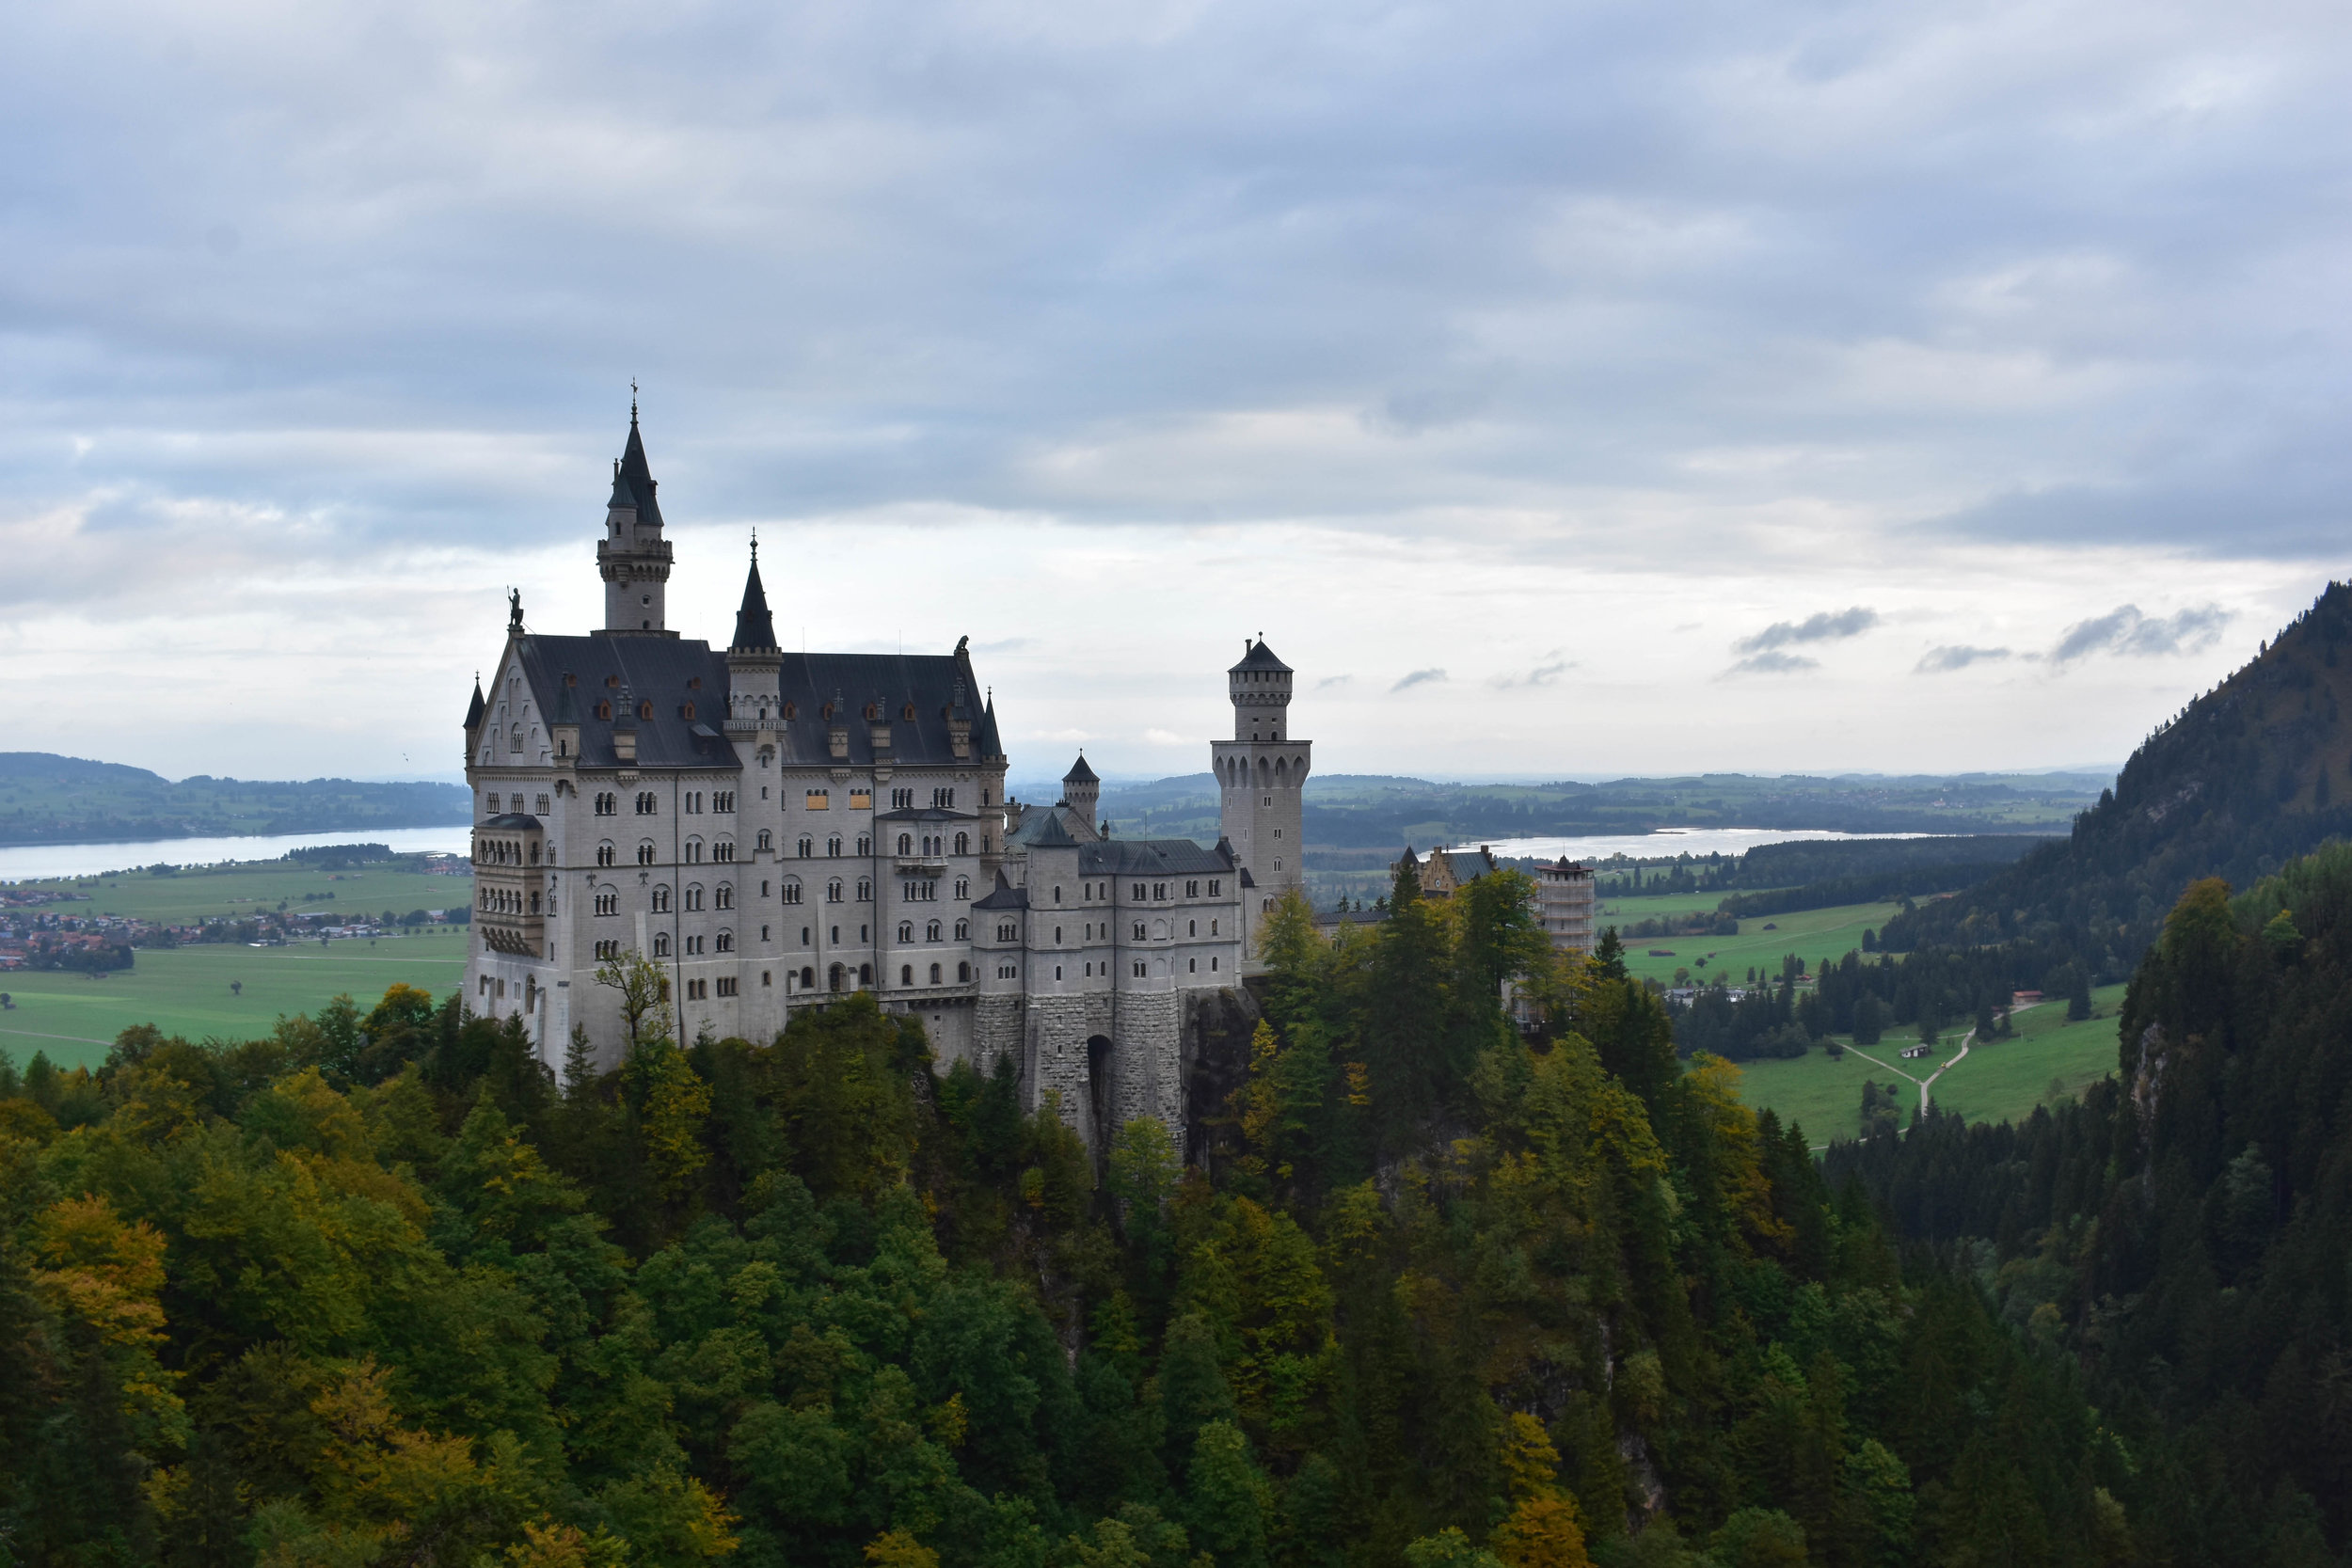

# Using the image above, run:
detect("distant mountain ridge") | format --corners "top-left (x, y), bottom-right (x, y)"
top-left (1883, 580), bottom-right (2352, 974)
top-left (1064, 768), bottom-right (2106, 849)
top-left (0, 752), bottom-right (471, 847)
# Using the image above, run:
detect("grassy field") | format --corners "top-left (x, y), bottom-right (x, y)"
top-left (16, 863), bottom-right (471, 925)
top-left (0, 935), bottom-right (471, 1073)
top-left (1730, 984), bottom-right (2131, 1144)
top-left (1608, 895), bottom-right (1906, 987)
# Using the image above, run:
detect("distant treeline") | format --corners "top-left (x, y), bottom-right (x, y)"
top-left (0, 753), bottom-right (469, 847)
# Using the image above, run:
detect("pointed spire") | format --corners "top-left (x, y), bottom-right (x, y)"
top-left (731, 538), bottom-right (778, 652)
top-left (610, 397), bottom-right (664, 529)
top-left (464, 675), bottom-right (485, 732)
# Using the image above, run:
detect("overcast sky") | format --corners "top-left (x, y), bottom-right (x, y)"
top-left (5, 0), bottom-right (2347, 784)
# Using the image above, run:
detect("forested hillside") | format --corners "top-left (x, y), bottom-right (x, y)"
top-left (0, 870), bottom-right (2135, 1566)
top-left (1831, 846), bottom-right (2352, 1564)
top-left (0, 753), bottom-right (469, 847)
top-left (1881, 581), bottom-right (2352, 976)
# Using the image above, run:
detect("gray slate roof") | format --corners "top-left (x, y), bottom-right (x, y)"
top-left (1232, 638), bottom-right (1291, 673)
top-left (1078, 839), bottom-right (1236, 877)
top-left (510, 634), bottom-right (1003, 771)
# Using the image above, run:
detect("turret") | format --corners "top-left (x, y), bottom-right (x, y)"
top-left (596, 397), bottom-right (676, 636)
top-left (726, 539), bottom-right (783, 733)
top-left (1230, 638), bottom-right (1294, 741)
top-left (1061, 753), bottom-right (1101, 841)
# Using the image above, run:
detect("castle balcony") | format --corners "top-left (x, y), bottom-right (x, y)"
top-left (480, 910), bottom-right (546, 957)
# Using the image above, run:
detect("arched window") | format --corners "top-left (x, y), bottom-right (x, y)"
top-left (715, 883), bottom-right (733, 910)
top-left (954, 919), bottom-right (968, 940)
top-left (685, 884), bottom-right (703, 911)
top-left (651, 885), bottom-right (672, 913)
top-left (828, 963), bottom-right (845, 992)
top-left (898, 921), bottom-right (914, 942)
top-left (926, 920), bottom-right (942, 942)
top-left (783, 879), bottom-right (803, 905)
top-left (756, 829), bottom-right (773, 851)
top-left (954, 832), bottom-right (969, 855)
top-left (714, 840), bottom-right (734, 863)
top-left (653, 932), bottom-right (672, 957)
top-left (897, 833), bottom-right (913, 855)
top-left (597, 842), bottom-right (615, 867)
top-left (957, 961), bottom-right (972, 982)
top-left (954, 878), bottom-right (969, 900)
top-left (997, 921), bottom-right (1018, 942)
top-left (929, 963), bottom-right (942, 985)
top-left (858, 964), bottom-right (872, 987)
top-left (637, 842), bottom-right (657, 865)
top-left (826, 879), bottom-right (844, 903)
top-left (900, 964), bottom-right (914, 986)
top-left (685, 837), bottom-right (703, 863)
top-left (716, 930), bottom-right (734, 953)
top-left (827, 835), bottom-right (842, 857)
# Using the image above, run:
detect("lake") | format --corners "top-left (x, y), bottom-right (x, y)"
top-left (0, 826), bottom-right (473, 883)
top-left (1466, 828), bottom-right (1967, 863)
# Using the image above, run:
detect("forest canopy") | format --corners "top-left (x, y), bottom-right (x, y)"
top-left (2, 868), bottom-right (2139, 1567)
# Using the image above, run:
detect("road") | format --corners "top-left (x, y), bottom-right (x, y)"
top-left (1838, 1001), bottom-right (2045, 1119)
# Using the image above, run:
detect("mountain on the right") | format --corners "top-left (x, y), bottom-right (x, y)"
top-left (1883, 581), bottom-right (2352, 974)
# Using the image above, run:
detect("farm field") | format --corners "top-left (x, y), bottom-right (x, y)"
top-left (0, 936), bottom-right (470, 1073)
top-left (14, 862), bottom-right (471, 925)
top-left (1730, 984), bottom-right (2130, 1144)
top-left (1612, 895), bottom-right (1905, 986)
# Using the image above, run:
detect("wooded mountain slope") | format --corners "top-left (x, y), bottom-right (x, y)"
top-left (1881, 582), bottom-right (2352, 977)
top-left (1833, 846), bottom-right (2352, 1565)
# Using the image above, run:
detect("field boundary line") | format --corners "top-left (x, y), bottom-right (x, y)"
top-left (0, 1027), bottom-right (117, 1047)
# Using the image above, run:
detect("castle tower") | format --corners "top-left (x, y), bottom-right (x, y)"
top-left (596, 399), bottom-right (675, 636)
top-left (725, 539), bottom-right (783, 730)
top-left (1213, 638), bottom-right (1311, 954)
top-left (1061, 753), bottom-right (1101, 841)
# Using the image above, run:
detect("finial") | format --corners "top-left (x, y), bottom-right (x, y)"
top-left (630, 379), bottom-right (639, 421)
top-left (750, 526), bottom-right (757, 562)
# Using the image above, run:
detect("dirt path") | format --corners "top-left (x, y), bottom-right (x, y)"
top-left (1843, 1028), bottom-right (1974, 1118)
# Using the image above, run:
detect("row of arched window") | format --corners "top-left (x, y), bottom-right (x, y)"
top-left (895, 919), bottom-right (971, 943)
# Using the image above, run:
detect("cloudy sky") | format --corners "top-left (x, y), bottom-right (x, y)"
top-left (5, 0), bottom-right (2347, 784)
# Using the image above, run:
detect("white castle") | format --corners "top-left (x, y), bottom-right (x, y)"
top-left (463, 409), bottom-right (1310, 1145)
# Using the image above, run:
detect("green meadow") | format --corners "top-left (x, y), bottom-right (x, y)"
top-left (1601, 893), bottom-right (1906, 986)
top-left (14, 862), bottom-right (469, 925)
top-left (1, 933), bottom-right (471, 1074)
top-left (1729, 984), bottom-right (2132, 1145)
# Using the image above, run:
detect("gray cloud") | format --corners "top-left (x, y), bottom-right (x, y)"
top-left (1489, 655), bottom-right (1575, 689)
top-left (1392, 668), bottom-right (1449, 692)
top-left (1317, 673), bottom-right (1353, 689)
top-left (1733, 608), bottom-right (1881, 657)
top-left (1724, 650), bottom-right (1820, 676)
top-left (2050, 605), bottom-right (2233, 665)
top-left (1916, 645), bottom-right (2012, 673)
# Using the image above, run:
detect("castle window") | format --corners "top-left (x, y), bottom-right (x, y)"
top-left (849, 790), bottom-right (872, 810)
top-left (596, 842), bottom-right (615, 867)
top-left (1189, 958), bottom-right (1196, 973)
top-left (653, 932), bottom-right (672, 957)
top-left (595, 792), bottom-right (616, 816)
top-left (926, 920), bottom-right (941, 942)
top-left (798, 836), bottom-right (813, 858)
top-left (892, 788), bottom-right (914, 809)
top-left (681, 703), bottom-right (696, 721)
top-left (929, 962), bottom-right (942, 984)
top-left (1188, 920), bottom-right (1196, 937)
top-left (954, 878), bottom-right (968, 899)
top-left (1133, 961), bottom-right (1146, 978)
top-left (1211, 919), bottom-right (1219, 935)
top-left (856, 835), bottom-right (871, 855)
top-left (856, 879), bottom-right (872, 901)
top-left (636, 792), bottom-right (657, 815)
top-left (714, 840), bottom-right (735, 863)
top-left (685, 934), bottom-right (704, 955)
top-left (1132, 883), bottom-right (1146, 900)
top-left (716, 930), bottom-right (733, 953)
top-left (686, 838), bottom-right (703, 863)
top-left (901, 964), bottom-right (914, 986)
top-left (1273, 860), bottom-right (1282, 873)
top-left (827, 880), bottom-right (844, 903)
top-left (932, 786), bottom-right (954, 808)
top-left (652, 885), bottom-right (671, 913)
top-left (802, 966), bottom-right (817, 989)
top-left (903, 703), bottom-right (917, 721)
top-left (997, 921), bottom-right (1017, 942)
top-left (859, 964), bottom-right (871, 986)
top-left (783, 703), bottom-right (797, 720)
top-left (954, 832), bottom-right (969, 854)
top-left (762, 971), bottom-right (771, 987)
top-left (1186, 880), bottom-right (1199, 897)
top-left (1153, 883), bottom-right (1166, 900)
top-left (898, 920), bottom-right (914, 942)
top-left (756, 829), bottom-right (772, 851)
top-left (686, 792), bottom-right (700, 814)
top-left (805, 789), bottom-right (829, 810)
top-left (637, 842), bottom-right (656, 865)
top-left (898, 833), bottom-right (913, 855)
top-left (1211, 956), bottom-right (1218, 971)
top-left (595, 939), bottom-right (619, 960)
top-left (718, 976), bottom-right (737, 995)
top-left (1209, 879), bottom-right (1221, 896)
top-left (783, 879), bottom-right (803, 905)
top-left (685, 885), bottom-right (704, 911)
top-left (827, 835), bottom-right (842, 857)
top-left (1132, 922), bottom-right (1146, 942)
top-left (715, 884), bottom-right (733, 910)
top-left (595, 891), bottom-right (618, 916)
top-left (715, 791), bottom-right (735, 813)
top-left (958, 961), bottom-right (972, 982)
top-left (954, 919), bottom-right (968, 939)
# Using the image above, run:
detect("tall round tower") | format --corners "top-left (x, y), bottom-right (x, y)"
top-left (1213, 638), bottom-right (1311, 955)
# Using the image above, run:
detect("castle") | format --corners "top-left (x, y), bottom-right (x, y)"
top-left (462, 409), bottom-right (1309, 1146)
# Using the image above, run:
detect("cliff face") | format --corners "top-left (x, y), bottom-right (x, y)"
top-left (1884, 581), bottom-right (2352, 973)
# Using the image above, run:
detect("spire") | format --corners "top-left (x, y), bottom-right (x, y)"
top-left (610, 400), bottom-right (665, 530)
top-left (1063, 752), bottom-right (1098, 784)
top-left (731, 540), bottom-right (778, 652)
top-left (464, 675), bottom-right (485, 732)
